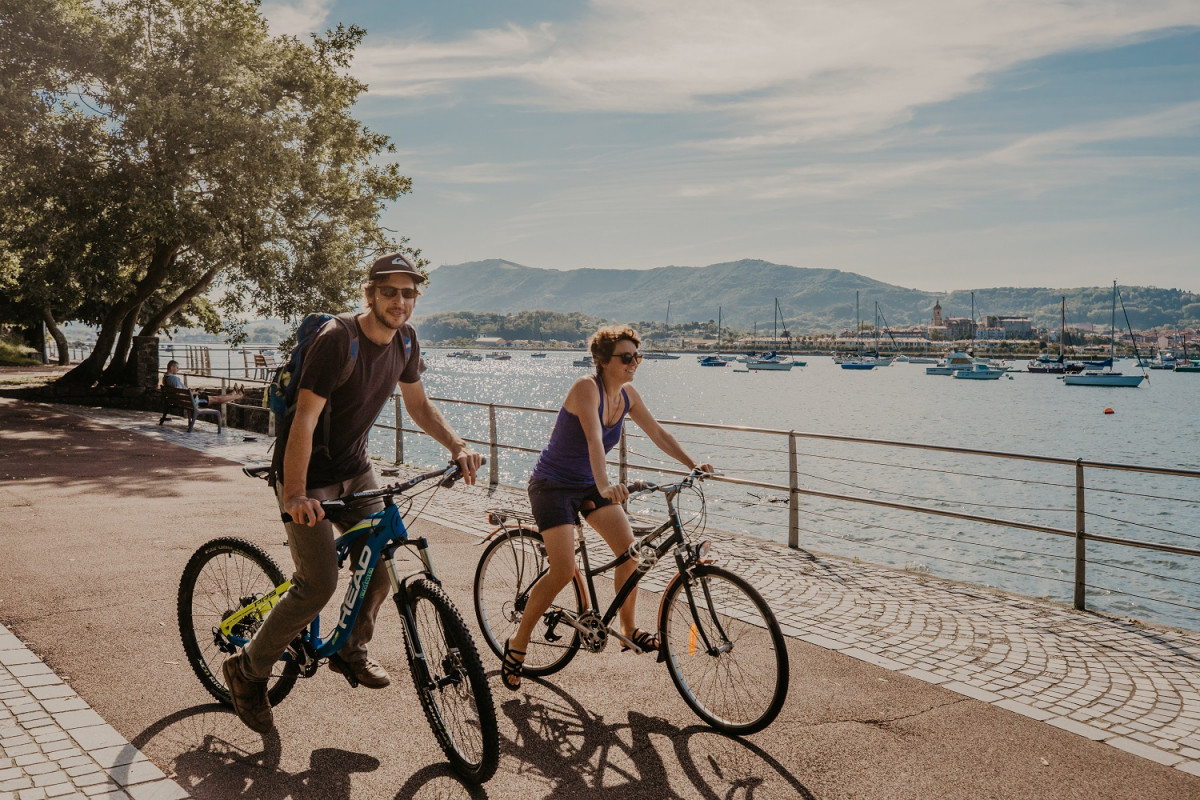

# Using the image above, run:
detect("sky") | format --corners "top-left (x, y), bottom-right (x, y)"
top-left (259, 1), bottom-right (1200, 293)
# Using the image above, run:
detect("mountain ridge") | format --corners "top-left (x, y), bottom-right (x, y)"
top-left (418, 259), bottom-right (1200, 332)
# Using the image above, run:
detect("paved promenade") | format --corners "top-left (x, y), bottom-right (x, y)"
top-left (2, 392), bottom-right (1199, 798)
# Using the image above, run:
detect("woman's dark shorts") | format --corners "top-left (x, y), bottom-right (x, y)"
top-left (528, 479), bottom-right (613, 531)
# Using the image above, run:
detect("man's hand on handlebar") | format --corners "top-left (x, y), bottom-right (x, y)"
top-left (284, 494), bottom-right (325, 527)
top-left (692, 463), bottom-right (715, 476)
top-left (453, 447), bottom-right (483, 486)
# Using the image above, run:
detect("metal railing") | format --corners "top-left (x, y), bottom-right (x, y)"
top-left (374, 395), bottom-right (1200, 630)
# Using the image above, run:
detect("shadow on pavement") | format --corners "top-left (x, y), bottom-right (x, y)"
top-left (496, 675), bottom-right (813, 799)
top-left (132, 705), bottom-right (381, 800)
top-left (0, 399), bottom-right (228, 499)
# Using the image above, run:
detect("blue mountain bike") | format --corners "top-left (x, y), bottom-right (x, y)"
top-left (177, 463), bottom-right (499, 783)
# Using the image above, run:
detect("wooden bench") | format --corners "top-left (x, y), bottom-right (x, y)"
top-left (251, 352), bottom-right (281, 381)
top-left (159, 385), bottom-right (223, 433)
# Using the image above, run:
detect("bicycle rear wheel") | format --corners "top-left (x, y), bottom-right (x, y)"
top-left (403, 577), bottom-right (500, 784)
top-left (660, 565), bottom-right (789, 735)
top-left (177, 537), bottom-right (298, 707)
top-left (473, 528), bottom-right (583, 676)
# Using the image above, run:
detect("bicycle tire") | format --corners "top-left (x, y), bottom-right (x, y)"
top-left (402, 577), bottom-right (500, 784)
top-left (660, 565), bottom-right (789, 735)
top-left (473, 528), bottom-right (584, 677)
top-left (177, 537), bottom-right (299, 707)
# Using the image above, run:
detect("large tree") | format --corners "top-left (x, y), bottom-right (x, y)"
top-left (0, 0), bottom-right (415, 384)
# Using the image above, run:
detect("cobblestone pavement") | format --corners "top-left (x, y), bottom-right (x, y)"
top-left (0, 623), bottom-right (188, 800)
top-left (36, 403), bottom-right (1200, 780)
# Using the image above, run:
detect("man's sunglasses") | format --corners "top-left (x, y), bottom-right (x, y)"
top-left (616, 351), bottom-right (643, 364)
top-left (376, 285), bottom-right (421, 300)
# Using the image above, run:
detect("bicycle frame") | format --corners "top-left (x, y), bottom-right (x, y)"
top-left (543, 482), bottom-right (711, 654)
top-left (216, 478), bottom-right (446, 675)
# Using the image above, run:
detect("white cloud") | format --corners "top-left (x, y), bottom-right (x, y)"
top-left (259, 0), bottom-right (334, 37)
top-left (349, 1), bottom-right (1200, 144)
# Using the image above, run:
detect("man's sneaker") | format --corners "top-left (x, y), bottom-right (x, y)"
top-left (222, 654), bottom-right (274, 733)
top-left (329, 656), bottom-right (391, 688)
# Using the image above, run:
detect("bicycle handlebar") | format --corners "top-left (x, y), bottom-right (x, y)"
top-left (279, 459), bottom-right (484, 524)
top-left (627, 467), bottom-right (713, 501)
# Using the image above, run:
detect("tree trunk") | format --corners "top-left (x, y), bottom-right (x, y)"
top-left (58, 242), bottom-right (179, 387)
top-left (100, 302), bottom-right (141, 384)
top-left (41, 308), bottom-right (70, 365)
top-left (138, 266), bottom-right (219, 337)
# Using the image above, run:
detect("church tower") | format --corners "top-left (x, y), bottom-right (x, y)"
top-left (932, 299), bottom-right (943, 327)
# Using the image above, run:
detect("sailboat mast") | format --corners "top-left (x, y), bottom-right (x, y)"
top-left (1110, 280), bottom-right (1117, 363)
top-left (717, 306), bottom-right (722, 351)
top-left (1060, 296), bottom-right (1065, 360)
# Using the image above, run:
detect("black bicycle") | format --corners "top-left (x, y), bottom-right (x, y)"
top-left (473, 469), bottom-right (789, 735)
top-left (178, 463), bottom-right (500, 783)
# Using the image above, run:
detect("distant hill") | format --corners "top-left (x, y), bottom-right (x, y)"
top-left (416, 259), bottom-right (1200, 333)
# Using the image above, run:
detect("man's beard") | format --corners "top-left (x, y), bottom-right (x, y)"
top-left (370, 303), bottom-right (407, 331)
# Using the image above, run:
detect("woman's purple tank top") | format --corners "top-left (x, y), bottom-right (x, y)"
top-left (530, 377), bottom-right (629, 485)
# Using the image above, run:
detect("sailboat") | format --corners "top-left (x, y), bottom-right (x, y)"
top-left (699, 307), bottom-right (729, 367)
top-left (841, 292), bottom-right (876, 370)
top-left (747, 299), bottom-right (796, 370)
top-left (1063, 282), bottom-right (1146, 387)
top-left (1027, 297), bottom-right (1084, 374)
top-left (644, 301), bottom-right (681, 360)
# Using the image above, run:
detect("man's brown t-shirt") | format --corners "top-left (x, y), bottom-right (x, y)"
top-left (295, 315), bottom-right (423, 488)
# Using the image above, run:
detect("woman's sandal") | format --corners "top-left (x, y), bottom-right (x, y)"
top-left (501, 638), bottom-right (526, 691)
top-left (622, 628), bottom-right (660, 654)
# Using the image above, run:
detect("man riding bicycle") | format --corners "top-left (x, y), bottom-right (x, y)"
top-left (224, 252), bottom-right (482, 734)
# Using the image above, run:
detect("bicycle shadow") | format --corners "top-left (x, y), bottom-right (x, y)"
top-left (130, 705), bottom-right (380, 800)
top-left (496, 675), bottom-right (813, 799)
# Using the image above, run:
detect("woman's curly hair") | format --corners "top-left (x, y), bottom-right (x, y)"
top-left (588, 325), bottom-right (641, 376)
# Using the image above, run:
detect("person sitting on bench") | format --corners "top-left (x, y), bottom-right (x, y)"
top-left (163, 360), bottom-right (244, 407)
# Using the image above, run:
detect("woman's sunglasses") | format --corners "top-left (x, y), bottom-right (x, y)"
top-left (376, 285), bottom-right (421, 300)
top-left (616, 351), bottom-right (643, 365)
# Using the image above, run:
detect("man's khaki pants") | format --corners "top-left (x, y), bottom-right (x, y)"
top-left (242, 469), bottom-right (389, 681)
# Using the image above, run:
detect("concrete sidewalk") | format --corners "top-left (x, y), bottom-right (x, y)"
top-left (39, 399), bottom-right (1200, 779)
top-left (2, 395), bottom-right (1199, 799)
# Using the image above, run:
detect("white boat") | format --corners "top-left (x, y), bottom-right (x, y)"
top-left (571, 355), bottom-right (593, 367)
top-left (1064, 281), bottom-right (1146, 388)
top-left (486, 351), bottom-right (512, 360)
top-left (906, 356), bottom-right (939, 364)
top-left (953, 363), bottom-right (1005, 380)
top-left (642, 351), bottom-right (680, 360)
top-left (464, 353), bottom-right (483, 362)
top-left (926, 351), bottom-right (975, 375)
top-left (746, 358), bottom-right (793, 371)
top-left (530, 352), bottom-right (548, 358)
top-left (841, 292), bottom-right (875, 370)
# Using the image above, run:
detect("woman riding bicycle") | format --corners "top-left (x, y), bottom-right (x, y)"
top-left (502, 325), bottom-right (712, 690)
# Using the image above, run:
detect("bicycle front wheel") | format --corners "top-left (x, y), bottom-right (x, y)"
top-left (403, 577), bottom-right (500, 784)
top-left (473, 528), bottom-right (584, 677)
top-left (177, 537), bottom-right (298, 707)
top-left (661, 565), bottom-right (789, 735)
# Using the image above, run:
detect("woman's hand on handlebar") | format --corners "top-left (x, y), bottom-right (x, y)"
top-left (600, 482), bottom-right (629, 503)
top-left (284, 494), bottom-right (325, 527)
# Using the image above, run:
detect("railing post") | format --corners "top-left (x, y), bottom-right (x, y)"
top-left (788, 431), bottom-right (799, 549)
top-left (394, 395), bottom-right (403, 465)
top-left (619, 433), bottom-right (628, 488)
top-left (1074, 458), bottom-right (1086, 610)
top-left (488, 404), bottom-right (499, 486)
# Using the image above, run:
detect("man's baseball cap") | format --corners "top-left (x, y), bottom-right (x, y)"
top-left (369, 252), bottom-right (426, 284)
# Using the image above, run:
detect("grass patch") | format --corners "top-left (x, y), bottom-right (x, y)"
top-left (0, 339), bottom-right (41, 366)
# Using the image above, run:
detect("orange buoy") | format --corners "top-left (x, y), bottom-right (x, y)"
top-left (1104, 407), bottom-right (1115, 415)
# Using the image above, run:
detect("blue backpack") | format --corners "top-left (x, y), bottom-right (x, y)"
top-left (265, 313), bottom-right (359, 486)
top-left (265, 312), bottom-right (413, 487)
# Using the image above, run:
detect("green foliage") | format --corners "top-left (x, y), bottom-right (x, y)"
top-left (0, 0), bottom-right (417, 384)
top-left (415, 309), bottom-right (605, 343)
top-left (0, 330), bottom-right (39, 365)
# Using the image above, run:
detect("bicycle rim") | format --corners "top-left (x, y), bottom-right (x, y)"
top-left (474, 529), bottom-right (583, 676)
top-left (405, 577), bottom-right (500, 783)
top-left (661, 565), bottom-right (789, 735)
top-left (177, 537), bottom-right (298, 707)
